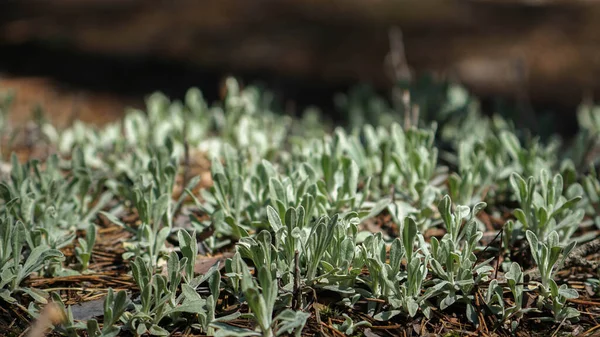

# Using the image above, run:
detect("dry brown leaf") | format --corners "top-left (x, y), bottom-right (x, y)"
top-left (194, 253), bottom-right (233, 275)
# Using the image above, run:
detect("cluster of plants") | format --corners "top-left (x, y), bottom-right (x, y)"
top-left (0, 77), bottom-right (599, 336)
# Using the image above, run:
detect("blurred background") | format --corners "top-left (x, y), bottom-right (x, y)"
top-left (0, 0), bottom-right (598, 134)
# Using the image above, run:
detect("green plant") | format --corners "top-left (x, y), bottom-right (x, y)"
top-left (359, 218), bottom-right (433, 319)
top-left (332, 314), bottom-right (371, 335)
top-left (485, 262), bottom-right (535, 332)
top-left (242, 263), bottom-right (278, 337)
top-left (101, 148), bottom-right (183, 266)
top-left (500, 131), bottom-right (557, 179)
top-left (526, 230), bottom-right (576, 296)
top-left (1, 77), bottom-right (591, 336)
top-left (428, 196), bottom-right (492, 326)
top-left (0, 152), bottom-right (109, 252)
top-left (216, 257), bottom-right (309, 337)
top-left (177, 229), bottom-right (198, 284)
top-left (85, 289), bottom-right (132, 337)
top-left (525, 230), bottom-right (580, 322)
top-left (102, 192), bottom-right (172, 267)
top-left (574, 166), bottom-right (600, 229)
top-left (49, 292), bottom-right (84, 337)
top-left (397, 217), bottom-right (431, 317)
top-left (273, 309), bottom-right (311, 337)
top-left (510, 171), bottom-right (584, 243)
top-left (0, 90), bottom-right (15, 160)
top-left (0, 218), bottom-right (63, 304)
top-left (126, 256), bottom-right (179, 336)
top-left (125, 251), bottom-right (220, 336)
top-left (201, 147), bottom-right (253, 240)
top-left (75, 223), bottom-right (96, 271)
top-left (545, 278), bottom-right (580, 322)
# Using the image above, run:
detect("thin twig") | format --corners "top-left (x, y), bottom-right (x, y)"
top-left (551, 317), bottom-right (567, 337)
top-left (320, 321), bottom-right (344, 337)
top-left (481, 229), bottom-right (503, 256)
top-left (182, 123), bottom-right (190, 191)
top-left (363, 298), bottom-right (387, 304)
top-left (568, 298), bottom-right (600, 306)
top-left (388, 26), bottom-right (412, 83)
top-left (172, 123), bottom-right (191, 219)
top-left (411, 104), bottom-right (420, 128)
top-left (388, 26), bottom-right (414, 131)
top-left (370, 324), bottom-right (403, 330)
top-left (292, 249), bottom-right (301, 311)
top-left (582, 323), bottom-right (600, 336)
top-left (402, 90), bottom-right (411, 130)
top-left (495, 228), bottom-right (503, 280)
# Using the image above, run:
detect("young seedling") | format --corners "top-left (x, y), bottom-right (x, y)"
top-left (75, 223), bottom-right (97, 272)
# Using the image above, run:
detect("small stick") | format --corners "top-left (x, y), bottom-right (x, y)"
top-left (292, 250), bottom-right (301, 311)
top-left (182, 122), bottom-right (191, 191)
top-left (173, 123), bottom-right (191, 219)
top-left (582, 323), bottom-right (600, 336)
top-left (567, 298), bottom-right (600, 306)
top-left (369, 324), bottom-right (403, 330)
top-left (551, 317), bottom-right (567, 337)
top-left (388, 26), bottom-right (412, 83)
top-left (480, 229), bottom-right (503, 256)
top-left (411, 104), bottom-right (420, 128)
top-left (495, 228), bottom-right (503, 280)
top-left (402, 90), bottom-right (411, 130)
